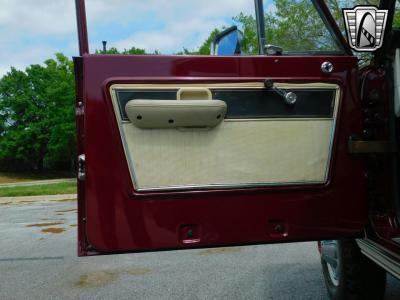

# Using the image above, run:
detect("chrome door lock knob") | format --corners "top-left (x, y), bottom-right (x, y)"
top-left (321, 61), bottom-right (334, 74)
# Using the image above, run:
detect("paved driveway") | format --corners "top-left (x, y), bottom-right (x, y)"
top-left (1, 200), bottom-right (399, 300)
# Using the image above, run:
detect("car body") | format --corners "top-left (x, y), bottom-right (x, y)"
top-left (74, 0), bottom-right (400, 298)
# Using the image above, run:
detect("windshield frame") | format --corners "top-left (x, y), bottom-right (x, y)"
top-left (75, 0), bottom-right (389, 57)
top-left (255, 0), bottom-right (353, 56)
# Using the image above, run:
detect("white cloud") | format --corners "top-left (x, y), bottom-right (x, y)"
top-left (113, 18), bottom-right (229, 53)
top-left (0, 45), bottom-right (60, 77)
top-left (0, 0), bottom-right (76, 35)
top-left (0, 1), bottom-right (79, 76)
top-left (99, 0), bottom-right (255, 53)
top-left (0, 0), bottom-right (257, 76)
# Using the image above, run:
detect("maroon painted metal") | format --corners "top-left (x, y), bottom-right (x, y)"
top-left (77, 54), bottom-right (368, 256)
top-left (359, 66), bottom-right (400, 258)
top-left (74, 0), bottom-right (89, 55)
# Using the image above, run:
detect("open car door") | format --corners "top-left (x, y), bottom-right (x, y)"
top-left (74, 0), bottom-right (367, 256)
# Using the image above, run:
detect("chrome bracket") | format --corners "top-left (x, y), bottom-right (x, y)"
top-left (265, 44), bottom-right (283, 55)
top-left (78, 154), bottom-right (86, 181)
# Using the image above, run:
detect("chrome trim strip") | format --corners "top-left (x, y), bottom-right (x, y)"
top-left (357, 239), bottom-right (400, 280)
top-left (134, 180), bottom-right (328, 192)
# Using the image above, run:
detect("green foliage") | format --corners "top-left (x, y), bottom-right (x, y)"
top-left (198, 29), bottom-right (222, 55)
top-left (264, 0), bottom-right (339, 52)
top-left (2, 0), bottom-right (397, 173)
top-left (95, 46), bottom-right (149, 55)
top-left (394, 0), bottom-right (400, 27)
top-left (325, 0), bottom-right (380, 34)
top-left (0, 181), bottom-right (76, 197)
top-left (0, 53), bottom-right (75, 171)
top-left (233, 13), bottom-right (259, 54)
top-left (193, 0), bottom-right (348, 55)
top-left (175, 29), bottom-right (222, 55)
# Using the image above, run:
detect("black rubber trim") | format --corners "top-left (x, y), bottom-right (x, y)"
top-left (116, 88), bottom-right (335, 120)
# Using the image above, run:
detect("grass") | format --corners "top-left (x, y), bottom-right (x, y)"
top-left (0, 181), bottom-right (76, 197)
top-left (0, 171), bottom-right (74, 184)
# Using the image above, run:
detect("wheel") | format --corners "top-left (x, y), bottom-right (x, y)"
top-left (319, 239), bottom-right (386, 300)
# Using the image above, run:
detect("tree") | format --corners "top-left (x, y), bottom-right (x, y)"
top-left (1, 0), bottom-right (398, 172)
top-left (195, 0), bottom-right (398, 55)
top-left (233, 13), bottom-right (259, 54)
top-left (175, 29), bottom-right (222, 55)
top-left (0, 53), bottom-right (75, 171)
top-left (394, 0), bottom-right (400, 27)
top-left (262, 0), bottom-right (341, 52)
top-left (96, 46), bottom-right (148, 55)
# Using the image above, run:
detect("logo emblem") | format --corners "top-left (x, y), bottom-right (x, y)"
top-left (343, 6), bottom-right (388, 52)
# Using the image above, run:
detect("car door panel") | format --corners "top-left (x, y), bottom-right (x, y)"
top-left (110, 82), bottom-right (338, 191)
top-left (76, 55), bottom-right (367, 255)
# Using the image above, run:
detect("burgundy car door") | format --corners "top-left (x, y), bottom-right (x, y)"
top-left (74, 0), bottom-right (367, 256)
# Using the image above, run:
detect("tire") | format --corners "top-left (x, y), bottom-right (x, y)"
top-left (320, 239), bottom-right (386, 300)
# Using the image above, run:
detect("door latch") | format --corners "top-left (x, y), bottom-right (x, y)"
top-left (264, 79), bottom-right (297, 105)
top-left (78, 154), bottom-right (86, 180)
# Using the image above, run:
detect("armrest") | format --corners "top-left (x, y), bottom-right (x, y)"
top-left (125, 99), bottom-right (227, 129)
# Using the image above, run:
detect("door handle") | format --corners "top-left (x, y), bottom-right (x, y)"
top-left (264, 79), bottom-right (297, 105)
top-left (125, 99), bottom-right (227, 129)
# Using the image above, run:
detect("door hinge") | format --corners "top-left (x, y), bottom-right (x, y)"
top-left (78, 154), bottom-right (86, 180)
top-left (348, 138), bottom-right (397, 154)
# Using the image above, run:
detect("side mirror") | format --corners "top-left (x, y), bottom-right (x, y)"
top-left (211, 26), bottom-right (243, 56)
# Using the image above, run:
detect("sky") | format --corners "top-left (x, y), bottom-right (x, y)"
top-left (0, 0), bottom-right (277, 77)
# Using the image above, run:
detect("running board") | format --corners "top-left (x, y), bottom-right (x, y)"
top-left (357, 239), bottom-right (400, 280)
